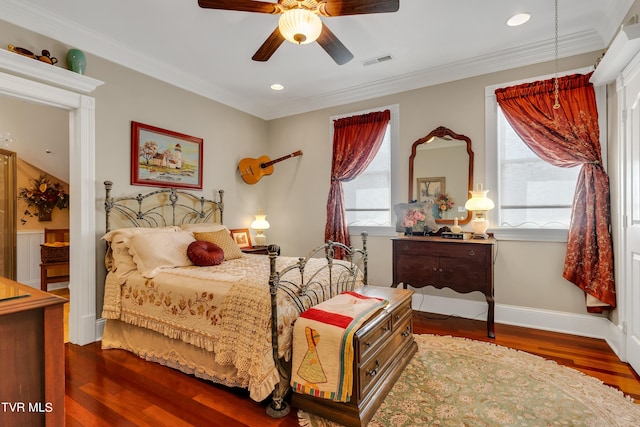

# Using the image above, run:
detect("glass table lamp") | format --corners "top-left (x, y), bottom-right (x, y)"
top-left (464, 184), bottom-right (495, 239)
top-left (250, 209), bottom-right (270, 246)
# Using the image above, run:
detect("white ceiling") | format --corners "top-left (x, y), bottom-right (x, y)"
top-left (0, 0), bottom-right (634, 121)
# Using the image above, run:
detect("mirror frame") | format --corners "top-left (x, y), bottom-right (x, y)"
top-left (408, 126), bottom-right (474, 225)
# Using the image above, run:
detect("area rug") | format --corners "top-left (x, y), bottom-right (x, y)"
top-left (298, 334), bottom-right (640, 427)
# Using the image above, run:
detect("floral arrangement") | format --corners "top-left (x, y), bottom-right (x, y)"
top-left (18, 174), bottom-right (69, 222)
top-left (436, 193), bottom-right (454, 212)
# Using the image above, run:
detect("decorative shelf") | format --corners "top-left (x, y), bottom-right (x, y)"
top-left (0, 48), bottom-right (103, 94)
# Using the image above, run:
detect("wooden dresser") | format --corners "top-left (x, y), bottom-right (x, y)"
top-left (292, 287), bottom-right (417, 427)
top-left (392, 236), bottom-right (496, 338)
top-left (0, 277), bottom-right (67, 427)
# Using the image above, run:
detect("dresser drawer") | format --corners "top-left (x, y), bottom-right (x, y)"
top-left (390, 297), bottom-right (412, 330)
top-left (357, 314), bottom-right (413, 398)
top-left (356, 312), bottom-right (391, 362)
top-left (395, 239), bottom-right (490, 259)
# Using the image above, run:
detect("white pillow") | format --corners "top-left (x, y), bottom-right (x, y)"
top-left (102, 227), bottom-right (180, 282)
top-left (102, 226), bottom-right (180, 243)
top-left (179, 223), bottom-right (228, 233)
top-left (127, 231), bottom-right (196, 278)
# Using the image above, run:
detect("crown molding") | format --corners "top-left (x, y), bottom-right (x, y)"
top-left (262, 29), bottom-right (604, 119)
top-left (591, 22), bottom-right (640, 86)
top-left (0, 0), bottom-right (608, 120)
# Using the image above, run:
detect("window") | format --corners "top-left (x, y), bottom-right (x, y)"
top-left (485, 68), bottom-right (606, 242)
top-left (343, 124), bottom-right (391, 226)
top-left (335, 105), bottom-right (398, 234)
top-left (496, 107), bottom-right (580, 229)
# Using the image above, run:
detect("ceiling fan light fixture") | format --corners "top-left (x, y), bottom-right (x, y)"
top-left (279, 8), bottom-right (322, 45)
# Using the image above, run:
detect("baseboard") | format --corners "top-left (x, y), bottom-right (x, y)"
top-left (412, 293), bottom-right (622, 356)
top-left (95, 317), bottom-right (106, 341)
top-left (71, 313), bottom-right (97, 346)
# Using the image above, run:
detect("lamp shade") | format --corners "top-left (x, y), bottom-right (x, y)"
top-left (464, 185), bottom-right (495, 211)
top-left (278, 8), bottom-right (322, 45)
top-left (250, 209), bottom-right (270, 231)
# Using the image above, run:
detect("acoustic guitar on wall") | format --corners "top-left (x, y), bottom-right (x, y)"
top-left (238, 150), bottom-right (303, 185)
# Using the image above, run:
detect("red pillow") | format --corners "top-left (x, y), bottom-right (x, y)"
top-left (187, 240), bottom-right (224, 266)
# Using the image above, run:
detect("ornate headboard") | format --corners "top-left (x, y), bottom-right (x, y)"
top-left (104, 180), bottom-right (224, 232)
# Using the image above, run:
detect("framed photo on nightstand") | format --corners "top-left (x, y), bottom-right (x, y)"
top-left (229, 228), bottom-right (252, 249)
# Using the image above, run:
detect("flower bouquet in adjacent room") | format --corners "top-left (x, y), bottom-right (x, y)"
top-left (19, 174), bottom-right (69, 223)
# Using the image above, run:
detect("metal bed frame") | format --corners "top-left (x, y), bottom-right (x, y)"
top-left (103, 181), bottom-right (368, 417)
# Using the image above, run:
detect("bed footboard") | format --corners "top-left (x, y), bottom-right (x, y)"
top-left (265, 233), bottom-right (368, 418)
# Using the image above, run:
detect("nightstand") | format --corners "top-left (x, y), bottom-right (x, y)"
top-left (242, 246), bottom-right (278, 255)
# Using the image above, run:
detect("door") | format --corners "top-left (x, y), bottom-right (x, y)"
top-left (623, 54), bottom-right (640, 375)
top-left (0, 148), bottom-right (17, 280)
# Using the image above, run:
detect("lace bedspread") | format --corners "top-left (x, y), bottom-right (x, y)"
top-left (101, 254), bottom-right (363, 401)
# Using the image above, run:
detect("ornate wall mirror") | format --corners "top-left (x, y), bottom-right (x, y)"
top-left (409, 126), bottom-right (474, 225)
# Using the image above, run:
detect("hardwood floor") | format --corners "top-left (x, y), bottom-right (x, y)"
top-left (65, 313), bottom-right (640, 426)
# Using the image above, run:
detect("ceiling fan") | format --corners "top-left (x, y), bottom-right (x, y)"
top-left (198, 0), bottom-right (399, 65)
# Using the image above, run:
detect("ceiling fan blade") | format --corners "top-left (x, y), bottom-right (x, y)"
top-left (198, 0), bottom-right (279, 14)
top-left (252, 27), bottom-right (286, 62)
top-left (316, 23), bottom-right (354, 65)
top-left (319, 0), bottom-right (399, 17)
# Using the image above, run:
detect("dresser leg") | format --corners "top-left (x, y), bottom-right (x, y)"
top-left (486, 294), bottom-right (495, 338)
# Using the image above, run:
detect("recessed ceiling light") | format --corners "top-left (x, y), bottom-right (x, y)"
top-left (270, 83), bottom-right (284, 91)
top-left (507, 13), bottom-right (531, 27)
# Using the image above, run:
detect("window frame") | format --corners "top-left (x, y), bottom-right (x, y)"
top-left (331, 104), bottom-right (400, 237)
top-left (484, 67), bottom-right (607, 242)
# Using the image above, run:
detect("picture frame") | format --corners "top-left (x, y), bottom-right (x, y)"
top-left (229, 228), bottom-right (252, 249)
top-left (131, 121), bottom-right (203, 189)
top-left (417, 177), bottom-right (446, 203)
top-left (393, 202), bottom-right (438, 234)
top-left (417, 177), bottom-right (446, 219)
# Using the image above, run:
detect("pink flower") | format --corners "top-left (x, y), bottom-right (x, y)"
top-left (403, 208), bottom-right (426, 228)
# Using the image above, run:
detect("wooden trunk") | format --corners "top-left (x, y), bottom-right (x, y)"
top-left (292, 287), bottom-right (417, 427)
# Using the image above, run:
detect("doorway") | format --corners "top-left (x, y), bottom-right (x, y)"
top-left (621, 50), bottom-right (640, 376)
top-left (0, 51), bottom-right (102, 345)
top-left (0, 148), bottom-right (17, 280)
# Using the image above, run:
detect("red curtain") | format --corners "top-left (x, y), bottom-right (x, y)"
top-left (495, 73), bottom-right (615, 312)
top-left (325, 110), bottom-right (391, 258)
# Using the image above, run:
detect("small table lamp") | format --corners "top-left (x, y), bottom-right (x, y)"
top-left (251, 209), bottom-right (270, 246)
top-left (464, 184), bottom-right (495, 239)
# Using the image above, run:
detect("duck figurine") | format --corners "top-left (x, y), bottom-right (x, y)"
top-left (37, 50), bottom-right (58, 65)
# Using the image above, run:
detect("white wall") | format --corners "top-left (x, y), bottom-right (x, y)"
top-left (0, 18), bottom-right (619, 333)
top-left (265, 51), bottom-right (603, 318)
top-left (0, 20), bottom-right (270, 316)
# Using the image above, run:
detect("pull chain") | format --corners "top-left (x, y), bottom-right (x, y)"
top-left (553, 0), bottom-right (560, 109)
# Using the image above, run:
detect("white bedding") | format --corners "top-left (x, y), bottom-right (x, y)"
top-left (102, 252), bottom-right (363, 401)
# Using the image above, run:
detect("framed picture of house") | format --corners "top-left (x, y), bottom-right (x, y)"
top-left (229, 228), bottom-right (252, 249)
top-left (131, 121), bottom-right (203, 189)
